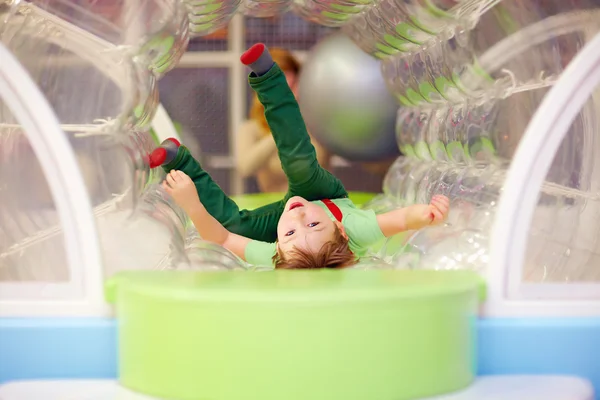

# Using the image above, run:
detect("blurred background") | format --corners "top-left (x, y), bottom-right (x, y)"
top-left (158, 14), bottom-right (387, 195)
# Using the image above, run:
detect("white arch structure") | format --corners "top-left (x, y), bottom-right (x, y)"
top-left (0, 43), bottom-right (106, 316)
top-left (0, 1), bottom-right (180, 316)
top-left (486, 32), bottom-right (600, 317)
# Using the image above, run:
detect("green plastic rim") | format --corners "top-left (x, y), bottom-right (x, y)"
top-left (429, 140), bottom-right (447, 160)
top-left (423, 0), bottom-right (453, 18)
top-left (375, 41), bottom-right (400, 55)
top-left (446, 141), bottom-right (466, 163)
top-left (414, 141), bottom-right (432, 160)
top-left (406, 87), bottom-right (429, 105)
top-left (399, 144), bottom-right (417, 158)
top-left (465, 136), bottom-right (496, 161)
top-left (418, 80), bottom-right (444, 102)
top-left (106, 269), bottom-right (486, 303)
top-left (434, 75), bottom-right (456, 98)
top-left (384, 33), bottom-right (412, 51)
top-left (397, 93), bottom-right (416, 106)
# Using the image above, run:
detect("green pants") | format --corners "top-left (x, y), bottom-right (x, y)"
top-left (163, 64), bottom-right (347, 242)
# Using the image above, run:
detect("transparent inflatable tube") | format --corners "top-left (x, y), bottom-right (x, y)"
top-left (487, 32), bottom-right (600, 317)
top-left (243, 0), bottom-right (292, 18)
top-left (378, 8), bottom-right (600, 107)
top-left (292, 0), bottom-right (374, 27)
top-left (0, 42), bottom-right (104, 316)
top-left (185, 0), bottom-right (242, 37)
top-left (457, 9), bottom-right (600, 100)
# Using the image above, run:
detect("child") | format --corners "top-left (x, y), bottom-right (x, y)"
top-left (150, 43), bottom-right (450, 269)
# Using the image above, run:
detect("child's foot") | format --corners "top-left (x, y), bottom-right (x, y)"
top-left (149, 138), bottom-right (181, 168)
top-left (240, 43), bottom-right (274, 76)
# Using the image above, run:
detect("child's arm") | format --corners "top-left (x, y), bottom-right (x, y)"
top-left (376, 195), bottom-right (450, 237)
top-left (163, 170), bottom-right (250, 261)
top-left (186, 203), bottom-right (251, 260)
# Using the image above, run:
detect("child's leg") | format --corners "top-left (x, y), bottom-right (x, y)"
top-left (242, 44), bottom-right (348, 202)
top-left (150, 139), bottom-right (282, 242)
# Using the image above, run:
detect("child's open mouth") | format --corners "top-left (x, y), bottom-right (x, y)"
top-left (289, 202), bottom-right (303, 211)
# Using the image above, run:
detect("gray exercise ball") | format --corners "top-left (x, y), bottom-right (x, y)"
top-left (298, 33), bottom-right (400, 162)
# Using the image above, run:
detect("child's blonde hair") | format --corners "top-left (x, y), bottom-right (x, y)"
top-left (273, 227), bottom-right (357, 269)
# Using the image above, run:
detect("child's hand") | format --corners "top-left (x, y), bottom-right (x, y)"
top-left (427, 195), bottom-right (450, 225)
top-left (162, 170), bottom-right (200, 212)
top-left (377, 195), bottom-right (450, 236)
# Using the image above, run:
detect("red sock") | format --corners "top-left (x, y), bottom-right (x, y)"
top-left (240, 43), bottom-right (265, 65)
top-left (149, 147), bottom-right (167, 168)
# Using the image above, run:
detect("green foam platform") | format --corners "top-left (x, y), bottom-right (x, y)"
top-left (106, 269), bottom-right (485, 400)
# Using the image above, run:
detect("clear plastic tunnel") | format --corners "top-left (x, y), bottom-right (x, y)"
top-left (1, 0), bottom-right (599, 319)
top-left (0, 0), bottom-right (245, 316)
top-left (363, 1), bottom-right (600, 317)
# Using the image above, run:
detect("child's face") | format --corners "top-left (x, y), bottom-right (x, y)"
top-left (277, 196), bottom-right (337, 255)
